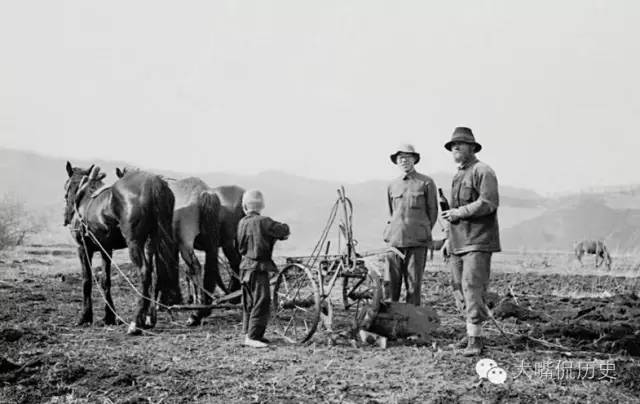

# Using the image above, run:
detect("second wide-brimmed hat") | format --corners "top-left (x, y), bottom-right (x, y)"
top-left (390, 144), bottom-right (421, 164)
top-left (444, 127), bottom-right (482, 152)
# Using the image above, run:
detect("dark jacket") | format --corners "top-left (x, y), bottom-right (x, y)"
top-left (448, 156), bottom-right (501, 254)
top-left (237, 213), bottom-right (290, 276)
top-left (383, 170), bottom-right (438, 248)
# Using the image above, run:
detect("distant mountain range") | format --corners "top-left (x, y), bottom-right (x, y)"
top-left (1, 147), bottom-right (638, 253)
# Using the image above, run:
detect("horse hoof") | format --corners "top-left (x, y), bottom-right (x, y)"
top-left (144, 315), bottom-right (156, 329)
top-left (127, 322), bottom-right (142, 336)
top-left (186, 315), bottom-right (201, 327)
top-left (76, 316), bottom-right (92, 326)
top-left (103, 316), bottom-right (119, 326)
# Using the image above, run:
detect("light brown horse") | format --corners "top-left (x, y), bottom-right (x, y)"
top-left (165, 176), bottom-right (230, 326)
top-left (574, 239), bottom-right (612, 270)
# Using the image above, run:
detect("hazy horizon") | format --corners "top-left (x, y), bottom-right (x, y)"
top-left (4, 145), bottom-right (637, 199)
top-left (2, 1), bottom-right (639, 196)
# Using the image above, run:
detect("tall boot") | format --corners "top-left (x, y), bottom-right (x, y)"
top-left (462, 336), bottom-right (484, 356)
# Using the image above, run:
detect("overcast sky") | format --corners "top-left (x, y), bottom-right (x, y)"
top-left (1, 1), bottom-right (638, 195)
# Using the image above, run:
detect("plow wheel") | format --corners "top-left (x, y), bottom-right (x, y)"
top-left (272, 263), bottom-right (321, 344)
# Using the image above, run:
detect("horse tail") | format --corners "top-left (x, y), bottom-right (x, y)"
top-left (199, 191), bottom-right (229, 294)
top-left (150, 177), bottom-right (182, 305)
top-left (198, 191), bottom-right (220, 241)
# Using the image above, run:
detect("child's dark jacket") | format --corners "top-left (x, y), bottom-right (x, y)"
top-left (237, 213), bottom-right (290, 280)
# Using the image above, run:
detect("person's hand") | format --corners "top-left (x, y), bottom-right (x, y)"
top-left (442, 239), bottom-right (450, 258)
top-left (441, 209), bottom-right (461, 223)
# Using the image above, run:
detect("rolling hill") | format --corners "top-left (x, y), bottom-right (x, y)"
top-left (2, 147), bottom-right (637, 253)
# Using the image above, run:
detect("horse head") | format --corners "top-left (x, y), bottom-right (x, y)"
top-left (64, 162), bottom-right (92, 226)
top-left (115, 166), bottom-right (140, 179)
top-left (63, 161), bottom-right (105, 226)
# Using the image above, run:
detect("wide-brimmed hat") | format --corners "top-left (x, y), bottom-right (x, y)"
top-left (444, 127), bottom-right (482, 152)
top-left (390, 144), bottom-right (420, 164)
top-left (242, 189), bottom-right (265, 213)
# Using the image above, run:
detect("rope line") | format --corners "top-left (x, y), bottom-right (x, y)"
top-left (84, 228), bottom-right (172, 311)
top-left (78, 224), bottom-right (161, 336)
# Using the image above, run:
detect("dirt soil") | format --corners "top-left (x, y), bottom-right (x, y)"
top-left (1, 246), bottom-right (640, 403)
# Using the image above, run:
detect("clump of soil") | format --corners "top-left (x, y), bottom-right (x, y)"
top-left (46, 361), bottom-right (87, 384)
top-left (0, 328), bottom-right (24, 342)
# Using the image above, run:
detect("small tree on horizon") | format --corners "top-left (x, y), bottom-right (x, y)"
top-left (0, 194), bottom-right (43, 250)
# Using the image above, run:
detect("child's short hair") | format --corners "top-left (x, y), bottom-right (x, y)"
top-left (242, 189), bottom-right (265, 213)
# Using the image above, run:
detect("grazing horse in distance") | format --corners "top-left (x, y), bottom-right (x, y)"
top-left (116, 169), bottom-right (246, 326)
top-left (574, 239), bottom-right (612, 270)
top-left (64, 162), bottom-right (181, 335)
top-left (428, 238), bottom-right (449, 262)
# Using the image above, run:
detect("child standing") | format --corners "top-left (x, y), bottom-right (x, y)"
top-left (237, 189), bottom-right (290, 348)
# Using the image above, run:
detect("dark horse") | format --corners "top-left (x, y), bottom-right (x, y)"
top-left (115, 170), bottom-right (245, 326)
top-left (64, 162), bottom-right (182, 335)
top-left (574, 239), bottom-right (612, 270)
top-left (210, 184), bottom-right (245, 298)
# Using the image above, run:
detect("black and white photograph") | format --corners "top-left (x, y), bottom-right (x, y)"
top-left (1, 1), bottom-right (639, 402)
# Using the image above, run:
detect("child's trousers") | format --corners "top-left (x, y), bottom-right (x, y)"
top-left (241, 270), bottom-right (271, 340)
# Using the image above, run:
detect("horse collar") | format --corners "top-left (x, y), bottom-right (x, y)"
top-left (91, 185), bottom-right (111, 198)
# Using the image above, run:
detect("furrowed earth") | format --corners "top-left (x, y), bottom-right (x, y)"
top-left (1, 245), bottom-right (640, 403)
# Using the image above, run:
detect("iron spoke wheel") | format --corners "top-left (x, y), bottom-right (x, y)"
top-left (272, 263), bottom-right (321, 344)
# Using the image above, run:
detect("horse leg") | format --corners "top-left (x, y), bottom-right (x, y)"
top-left (145, 243), bottom-right (158, 329)
top-left (179, 244), bottom-right (204, 327)
top-left (222, 241), bottom-right (242, 304)
top-left (187, 240), bottom-right (221, 327)
top-left (77, 244), bottom-right (94, 326)
top-left (222, 241), bottom-right (241, 292)
top-left (174, 221), bottom-right (200, 304)
top-left (179, 243), bottom-right (202, 304)
top-left (127, 242), bottom-right (154, 335)
top-left (100, 249), bottom-right (118, 325)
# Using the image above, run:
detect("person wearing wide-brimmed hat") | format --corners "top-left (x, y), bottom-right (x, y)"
top-left (441, 127), bottom-right (500, 356)
top-left (383, 144), bottom-right (438, 306)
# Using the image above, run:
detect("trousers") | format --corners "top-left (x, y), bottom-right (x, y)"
top-left (384, 246), bottom-right (427, 305)
top-left (449, 251), bottom-right (492, 334)
top-left (241, 270), bottom-right (271, 340)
